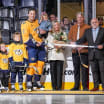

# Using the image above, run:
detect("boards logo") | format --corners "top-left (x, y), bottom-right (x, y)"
top-left (2, 59), bottom-right (8, 63)
top-left (14, 49), bottom-right (23, 55)
top-left (64, 70), bottom-right (74, 75)
top-left (43, 68), bottom-right (74, 76)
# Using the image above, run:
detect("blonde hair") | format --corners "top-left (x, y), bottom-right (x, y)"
top-left (52, 21), bottom-right (61, 33)
top-left (41, 14), bottom-right (48, 21)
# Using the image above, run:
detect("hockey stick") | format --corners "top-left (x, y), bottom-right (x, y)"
top-left (78, 52), bottom-right (88, 68)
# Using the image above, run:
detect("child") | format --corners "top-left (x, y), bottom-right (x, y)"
top-left (0, 43), bottom-right (10, 92)
top-left (39, 12), bottom-right (52, 38)
top-left (9, 32), bottom-right (28, 91)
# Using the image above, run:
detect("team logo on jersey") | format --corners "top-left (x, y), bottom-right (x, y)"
top-left (2, 59), bottom-right (8, 63)
top-left (14, 49), bottom-right (23, 55)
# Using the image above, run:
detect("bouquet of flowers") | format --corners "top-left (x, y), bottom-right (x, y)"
top-left (54, 32), bottom-right (67, 42)
top-left (53, 31), bottom-right (67, 52)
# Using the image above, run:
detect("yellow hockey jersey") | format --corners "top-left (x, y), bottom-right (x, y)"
top-left (0, 53), bottom-right (9, 70)
top-left (8, 43), bottom-right (28, 62)
top-left (21, 20), bottom-right (42, 44)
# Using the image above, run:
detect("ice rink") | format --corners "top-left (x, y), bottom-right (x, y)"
top-left (0, 94), bottom-right (104, 104)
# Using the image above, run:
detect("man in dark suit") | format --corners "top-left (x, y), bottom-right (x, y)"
top-left (71, 18), bottom-right (104, 91)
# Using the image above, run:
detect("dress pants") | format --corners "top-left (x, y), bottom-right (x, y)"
top-left (0, 70), bottom-right (9, 87)
top-left (72, 52), bottom-right (89, 89)
top-left (50, 60), bottom-right (64, 90)
top-left (90, 59), bottom-right (104, 88)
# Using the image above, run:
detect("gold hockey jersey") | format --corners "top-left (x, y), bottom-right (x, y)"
top-left (8, 43), bottom-right (28, 62)
top-left (0, 53), bottom-right (9, 70)
top-left (21, 20), bottom-right (42, 44)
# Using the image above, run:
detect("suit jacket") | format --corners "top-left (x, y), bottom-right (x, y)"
top-left (76, 27), bottom-right (104, 60)
top-left (68, 23), bottom-right (90, 53)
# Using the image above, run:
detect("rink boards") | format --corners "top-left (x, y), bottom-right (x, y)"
top-left (0, 90), bottom-right (104, 95)
top-left (3, 48), bottom-right (103, 94)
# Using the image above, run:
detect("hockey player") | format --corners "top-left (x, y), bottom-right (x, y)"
top-left (21, 8), bottom-right (46, 91)
top-left (8, 32), bottom-right (28, 91)
top-left (0, 43), bottom-right (10, 92)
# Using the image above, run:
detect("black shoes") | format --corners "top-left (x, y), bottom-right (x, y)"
top-left (70, 87), bottom-right (79, 91)
top-left (83, 88), bottom-right (89, 91)
top-left (90, 88), bottom-right (99, 91)
top-left (36, 84), bottom-right (45, 90)
top-left (11, 87), bottom-right (15, 91)
top-left (70, 87), bottom-right (89, 91)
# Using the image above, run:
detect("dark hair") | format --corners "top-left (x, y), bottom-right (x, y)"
top-left (13, 32), bottom-right (21, 36)
top-left (62, 16), bottom-right (68, 22)
top-left (49, 14), bottom-right (56, 18)
top-left (13, 32), bottom-right (21, 39)
top-left (98, 17), bottom-right (103, 21)
top-left (28, 8), bottom-right (36, 14)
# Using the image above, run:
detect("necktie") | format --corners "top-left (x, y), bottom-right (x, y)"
top-left (93, 29), bottom-right (97, 42)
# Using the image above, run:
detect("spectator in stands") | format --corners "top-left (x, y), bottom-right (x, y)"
top-left (46, 21), bottom-right (67, 90)
top-left (70, 19), bottom-right (77, 27)
top-left (49, 14), bottom-right (57, 23)
top-left (68, 12), bottom-right (90, 91)
top-left (98, 17), bottom-right (104, 27)
top-left (61, 16), bottom-right (70, 35)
